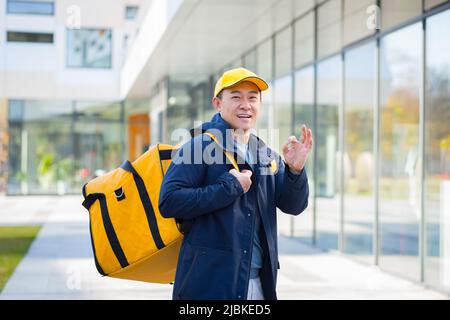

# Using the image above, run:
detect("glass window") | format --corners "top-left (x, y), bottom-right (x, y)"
top-left (293, 66), bottom-right (315, 243)
top-left (7, 0), bottom-right (54, 15)
top-left (275, 26), bottom-right (292, 78)
top-left (0, 100), bottom-right (8, 194)
top-left (318, 0), bottom-right (342, 59)
top-left (274, 75), bottom-right (293, 236)
top-left (274, 75), bottom-right (293, 155)
top-left (316, 55), bottom-right (341, 250)
top-left (343, 0), bottom-right (376, 46)
top-left (7, 31), bottom-right (53, 43)
top-left (74, 101), bottom-right (123, 190)
top-left (67, 29), bottom-right (112, 69)
top-left (381, 0), bottom-right (422, 30)
top-left (256, 82), bottom-right (273, 133)
top-left (425, 0), bottom-right (449, 10)
top-left (243, 49), bottom-right (257, 73)
top-left (166, 80), bottom-right (198, 139)
top-left (343, 42), bottom-right (376, 264)
top-left (379, 23), bottom-right (422, 281)
top-left (257, 38), bottom-right (273, 82)
top-left (150, 80), bottom-right (168, 145)
top-left (125, 6), bottom-right (139, 20)
top-left (7, 100), bottom-right (74, 195)
top-left (188, 81), bottom-right (209, 123)
top-left (294, 12), bottom-right (315, 68)
top-left (425, 9), bottom-right (450, 293)
top-left (74, 120), bottom-right (123, 190)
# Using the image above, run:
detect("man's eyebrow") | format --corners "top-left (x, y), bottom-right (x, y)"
top-left (229, 90), bottom-right (259, 94)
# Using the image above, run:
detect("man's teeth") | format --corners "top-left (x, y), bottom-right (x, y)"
top-left (237, 115), bottom-right (251, 118)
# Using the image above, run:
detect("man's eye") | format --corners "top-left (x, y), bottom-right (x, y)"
top-left (232, 96), bottom-right (240, 99)
top-left (249, 97), bottom-right (257, 100)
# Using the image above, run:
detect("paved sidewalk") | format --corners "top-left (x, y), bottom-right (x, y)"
top-left (0, 195), bottom-right (448, 300)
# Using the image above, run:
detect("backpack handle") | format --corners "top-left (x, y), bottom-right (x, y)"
top-left (203, 132), bottom-right (239, 172)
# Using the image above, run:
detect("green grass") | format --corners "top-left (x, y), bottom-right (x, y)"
top-left (0, 226), bottom-right (41, 292)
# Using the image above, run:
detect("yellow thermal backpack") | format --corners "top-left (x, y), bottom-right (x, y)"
top-left (81, 132), bottom-right (239, 284)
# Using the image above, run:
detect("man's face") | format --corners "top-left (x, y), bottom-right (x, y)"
top-left (212, 81), bottom-right (261, 131)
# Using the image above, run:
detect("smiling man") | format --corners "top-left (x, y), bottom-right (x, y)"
top-left (159, 67), bottom-right (313, 300)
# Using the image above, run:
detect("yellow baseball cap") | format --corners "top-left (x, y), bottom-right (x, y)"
top-left (214, 67), bottom-right (269, 97)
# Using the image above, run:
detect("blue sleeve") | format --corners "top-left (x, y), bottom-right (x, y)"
top-left (158, 137), bottom-right (244, 219)
top-left (274, 153), bottom-right (309, 215)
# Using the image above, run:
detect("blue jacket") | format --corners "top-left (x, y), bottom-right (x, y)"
top-left (158, 113), bottom-right (309, 300)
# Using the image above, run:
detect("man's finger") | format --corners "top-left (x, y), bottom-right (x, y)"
top-left (287, 136), bottom-right (298, 150)
top-left (301, 125), bottom-right (308, 144)
top-left (304, 128), bottom-right (310, 145)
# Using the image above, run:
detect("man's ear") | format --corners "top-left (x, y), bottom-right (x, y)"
top-left (212, 96), bottom-right (221, 112)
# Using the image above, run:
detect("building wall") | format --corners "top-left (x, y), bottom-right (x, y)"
top-left (1, 0), bottom-right (143, 100)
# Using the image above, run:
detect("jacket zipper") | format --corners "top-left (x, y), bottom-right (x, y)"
top-left (244, 193), bottom-right (256, 300)
top-left (243, 151), bottom-right (258, 300)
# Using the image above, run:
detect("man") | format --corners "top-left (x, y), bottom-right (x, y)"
top-left (158, 67), bottom-right (313, 300)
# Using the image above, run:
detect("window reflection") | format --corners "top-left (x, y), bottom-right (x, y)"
top-left (8, 100), bottom-right (74, 195)
top-left (316, 55), bottom-right (341, 250)
top-left (257, 39), bottom-right (273, 82)
top-left (274, 76), bottom-right (293, 155)
top-left (425, 9), bottom-right (450, 291)
top-left (0, 100), bottom-right (9, 194)
top-left (343, 42), bottom-right (376, 262)
top-left (257, 82), bottom-right (272, 135)
top-left (294, 66), bottom-right (315, 243)
top-left (7, 100), bottom-right (126, 195)
top-left (379, 23), bottom-right (422, 280)
top-left (274, 75), bottom-right (293, 236)
top-left (67, 29), bottom-right (112, 69)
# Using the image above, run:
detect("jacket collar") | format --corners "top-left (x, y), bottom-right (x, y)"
top-left (189, 113), bottom-right (276, 166)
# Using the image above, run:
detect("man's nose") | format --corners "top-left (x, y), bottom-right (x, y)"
top-left (240, 99), bottom-right (252, 109)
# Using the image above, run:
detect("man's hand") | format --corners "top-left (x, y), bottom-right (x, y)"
top-left (229, 169), bottom-right (252, 193)
top-left (283, 124), bottom-right (313, 174)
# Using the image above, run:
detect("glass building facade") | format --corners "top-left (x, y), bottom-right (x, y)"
top-left (158, 0), bottom-right (450, 294)
top-left (2, 0), bottom-right (450, 295)
top-left (6, 100), bottom-right (149, 195)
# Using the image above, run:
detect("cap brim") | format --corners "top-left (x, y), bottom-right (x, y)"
top-left (223, 76), bottom-right (269, 93)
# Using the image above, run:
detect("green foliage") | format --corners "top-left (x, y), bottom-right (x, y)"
top-left (37, 153), bottom-right (55, 177)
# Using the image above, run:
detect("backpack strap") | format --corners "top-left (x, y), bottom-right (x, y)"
top-left (120, 160), bottom-right (165, 250)
top-left (203, 132), bottom-right (239, 172)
